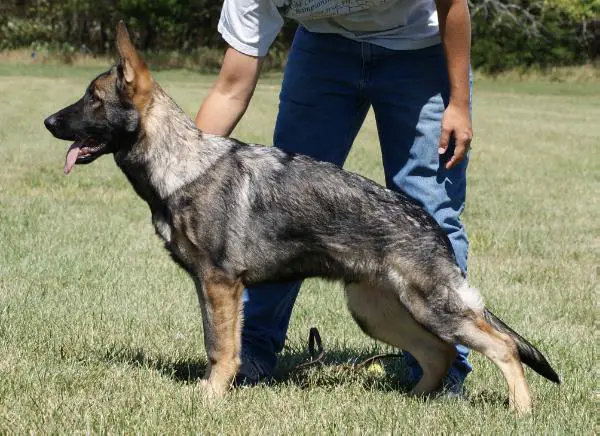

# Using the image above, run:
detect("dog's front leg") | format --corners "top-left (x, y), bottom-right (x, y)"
top-left (194, 269), bottom-right (244, 397)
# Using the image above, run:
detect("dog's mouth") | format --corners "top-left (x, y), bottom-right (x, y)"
top-left (64, 138), bottom-right (108, 174)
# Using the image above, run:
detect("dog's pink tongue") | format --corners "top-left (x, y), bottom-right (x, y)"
top-left (64, 142), bottom-right (80, 175)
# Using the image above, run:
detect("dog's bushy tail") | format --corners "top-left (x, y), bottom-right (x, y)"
top-left (484, 309), bottom-right (561, 384)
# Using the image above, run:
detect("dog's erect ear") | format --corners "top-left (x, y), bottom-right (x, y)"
top-left (115, 21), bottom-right (152, 103)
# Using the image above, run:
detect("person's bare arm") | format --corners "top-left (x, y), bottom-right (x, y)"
top-left (435, 0), bottom-right (473, 169)
top-left (195, 46), bottom-right (264, 136)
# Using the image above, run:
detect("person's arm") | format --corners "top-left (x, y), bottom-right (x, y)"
top-left (435, 0), bottom-right (473, 169)
top-left (195, 46), bottom-right (264, 136)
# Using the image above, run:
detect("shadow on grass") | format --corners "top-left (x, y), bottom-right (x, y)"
top-left (93, 344), bottom-right (509, 408)
top-left (273, 346), bottom-right (412, 393)
top-left (96, 344), bottom-right (412, 391)
top-left (99, 346), bottom-right (207, 383)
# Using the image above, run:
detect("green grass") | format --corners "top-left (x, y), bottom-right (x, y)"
top-left (0, 62), bottom-right (598, 434)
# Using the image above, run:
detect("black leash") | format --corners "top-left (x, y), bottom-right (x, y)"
top-left (292, 327), bottom-right (402, 373)
top-left (293, 327), bottom-right (326, 371)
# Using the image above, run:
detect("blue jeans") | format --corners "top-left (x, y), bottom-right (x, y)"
top-left (242, 27), bottom-right (472, 381)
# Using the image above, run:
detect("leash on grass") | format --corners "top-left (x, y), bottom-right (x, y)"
top-left (292, 327), bottom-right (402, 373)
top-left (292, 327), bottom-right (325, 371)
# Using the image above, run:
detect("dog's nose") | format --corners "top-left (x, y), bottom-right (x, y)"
top-left (44, 115), bottom-right (58, 131)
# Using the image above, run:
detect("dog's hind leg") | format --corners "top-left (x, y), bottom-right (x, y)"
top-left (345, 282), bottom-right (456, 395)
top-left (453, 316), bottom-right (532, 413)
top-left (194, 268), bottom-right (244, 397)
top-left (406, 342), bottom-right (457, 396)
top-left (396, 279), bottom-right (533, 413)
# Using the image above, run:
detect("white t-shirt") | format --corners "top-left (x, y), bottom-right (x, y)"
top-left (218, 0), bottom-right (441, 57)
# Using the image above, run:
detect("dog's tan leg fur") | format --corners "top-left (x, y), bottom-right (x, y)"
top-left (345, 282), bottom-right (455, 396)
top-left (459, 318), bottom-right (532, 413)
top-left (408, 344), bottom-right (457, 396)
top-left (195, 269), bottom-right (244, 397)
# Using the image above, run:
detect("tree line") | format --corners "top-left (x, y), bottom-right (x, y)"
top-left (0, 0), bottom-right (597, 72)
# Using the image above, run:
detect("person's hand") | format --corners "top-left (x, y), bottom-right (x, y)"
top-left (438, 102), bottom-right (473, 169)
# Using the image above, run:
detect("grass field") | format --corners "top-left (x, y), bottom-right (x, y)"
top-left (0, 63), bottom-right (598, 434)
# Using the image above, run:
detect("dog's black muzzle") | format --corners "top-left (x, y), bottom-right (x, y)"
top-left (44, 101), bottom-right (83, 141)
top-left (44, 113), bottom-right (69, 140)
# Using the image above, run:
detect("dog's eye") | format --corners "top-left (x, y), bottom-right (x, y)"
top-left (88, 92), bottom-right (102, 107)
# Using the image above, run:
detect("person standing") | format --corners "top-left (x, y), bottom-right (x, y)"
top-left (195, 0), bottom-right (474, 393)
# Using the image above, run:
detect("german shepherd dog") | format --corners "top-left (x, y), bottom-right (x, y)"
top-left (44, 23), bottom-right (559, 413)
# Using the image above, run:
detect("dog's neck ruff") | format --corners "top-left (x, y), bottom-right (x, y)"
top-left (136, 86), bottom-right (229, 200)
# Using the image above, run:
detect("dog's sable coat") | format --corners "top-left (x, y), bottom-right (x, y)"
top-left (44, 22), bottom-right (559, 413)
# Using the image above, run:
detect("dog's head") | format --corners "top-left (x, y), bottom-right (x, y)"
top-left (44, 22), bottom-right (152, 174)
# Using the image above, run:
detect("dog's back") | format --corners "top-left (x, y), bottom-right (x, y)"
top-left (164, 141), bottom-right (459, 287)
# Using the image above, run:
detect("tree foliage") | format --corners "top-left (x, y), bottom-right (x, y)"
top-left (470, 0), bottom-right (598, 71)
top-left (0, 0), bottom-right (596, 71)
top-left (0, 0), bottom-right (223, 52)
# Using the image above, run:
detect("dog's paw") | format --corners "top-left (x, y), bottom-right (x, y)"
top-left (509, 399), bottom-right (533, 415)
top-left (198, 379), bottom-right (227, 400)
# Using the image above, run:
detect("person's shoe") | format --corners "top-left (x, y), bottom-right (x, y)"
top-left (232, 350), bottom-right (273, 387)
top-left (438, 369), bottom-right (467, 399)
top-left (405, 362), bottom-right (468, 399)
